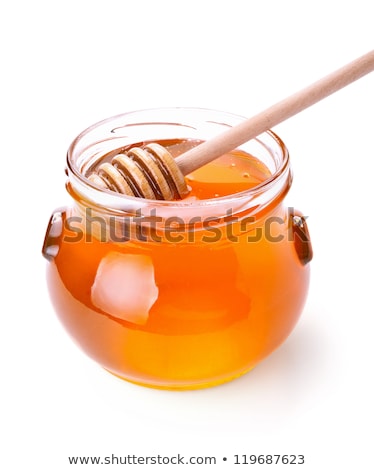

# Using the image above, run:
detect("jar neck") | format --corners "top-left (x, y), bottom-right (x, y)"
top-left (65, 169), bottom-right (291, 246)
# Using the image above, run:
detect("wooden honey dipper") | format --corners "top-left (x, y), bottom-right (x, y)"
top-left (88, 50), bottom-right (374, 200)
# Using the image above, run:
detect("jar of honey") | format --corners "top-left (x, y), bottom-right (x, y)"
top-left (42, 108), bottom-right (312, 390)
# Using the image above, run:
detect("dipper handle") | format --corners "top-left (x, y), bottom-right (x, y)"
top-left (176, 50), bottom-right (374, 175)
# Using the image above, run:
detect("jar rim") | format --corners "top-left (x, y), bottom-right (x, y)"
top-left (66, 107), bottom-right (291, 215)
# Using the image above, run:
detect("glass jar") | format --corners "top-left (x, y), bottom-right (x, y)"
top-left (42, 108), bottom-right (312, 390)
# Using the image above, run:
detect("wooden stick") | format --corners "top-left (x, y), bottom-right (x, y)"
top-left (175, 50), bottom-right (374, 176)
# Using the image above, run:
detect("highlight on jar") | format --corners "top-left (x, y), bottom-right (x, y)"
top-left (41, 52), bottom-right (374, 390)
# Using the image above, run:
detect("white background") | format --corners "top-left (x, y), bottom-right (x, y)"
top-left (1, 1), bottom-right (373, 469)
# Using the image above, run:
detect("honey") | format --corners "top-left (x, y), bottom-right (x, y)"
top-left (43, 108), bottom-right (312, 389)
top-left (88, 138), bottom-right (272, 200)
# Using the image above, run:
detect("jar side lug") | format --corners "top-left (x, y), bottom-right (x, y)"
top-left (42, 207), bottom-right (67, 261)
top-left (289, 209), bottom-right (313, 265)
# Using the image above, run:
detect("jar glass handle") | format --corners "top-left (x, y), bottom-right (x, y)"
top-left (290, 209), bottom-right (313, 265)
top-left (42, 207), bottom-right (66, 261)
